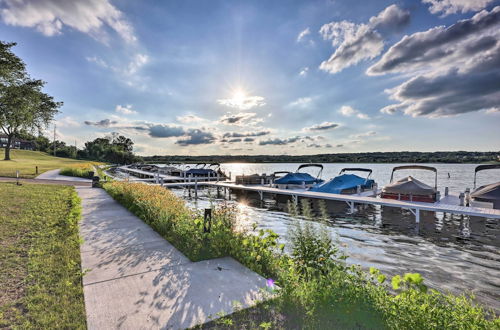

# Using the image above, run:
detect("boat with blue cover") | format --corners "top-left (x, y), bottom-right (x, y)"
top-left (274, 164), bottom-right (324, 189)
top-left (310, 168), bottom-right (376, 195)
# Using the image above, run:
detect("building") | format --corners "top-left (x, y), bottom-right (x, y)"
top-left (0, 135), bottom-right (36, 150)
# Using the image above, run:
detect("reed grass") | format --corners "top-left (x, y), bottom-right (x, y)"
top-left (60, 163), bottom-right (96, 178)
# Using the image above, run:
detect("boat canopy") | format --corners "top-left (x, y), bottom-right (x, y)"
top-left (474, 164), bottom-right (500, 189)
top-left (297, 164), bottom-right (323, 178)
top-left (340, 168), bottom-right (372, 178)
top-left (310, 174), bottom-right (374, 194)
top-left (471, 181), bottom-right (500, 209)
top-left (383, 176), bottom-right (436, 195)
top-left (274, 172), bottom-right (323, 185)
top-left (390, 165), bottom-right (437, 189)
top-left (275, 163), bottom-right (324, 185)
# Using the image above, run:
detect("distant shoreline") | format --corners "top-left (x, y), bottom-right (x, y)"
top-left (143, 151), bottom-right (500, 164)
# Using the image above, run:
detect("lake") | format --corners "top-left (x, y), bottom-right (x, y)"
top-left (170, 163), bottom-right (500, 312)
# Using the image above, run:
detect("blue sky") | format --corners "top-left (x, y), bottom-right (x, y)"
top-left (1, 0), bottom-right (499, 155)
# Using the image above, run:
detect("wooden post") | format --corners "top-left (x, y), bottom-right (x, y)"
top-left (195, 179), bottom-right (198, 199)
top-left (35, 166), bottom-right (38, 175)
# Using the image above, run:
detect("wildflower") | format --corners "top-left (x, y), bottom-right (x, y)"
top-left (266, 278), bottom-right (275, 292)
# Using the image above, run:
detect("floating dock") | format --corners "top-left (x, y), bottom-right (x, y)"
top-left (117, 166), bottom-right (500, 223)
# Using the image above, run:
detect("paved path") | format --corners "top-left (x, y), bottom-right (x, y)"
top-left (77, 187), bottom-right (269, 329)
top-left (36, 169), bottom-right (92, 182)
top-left (0, 176), bottom-right (91, 186)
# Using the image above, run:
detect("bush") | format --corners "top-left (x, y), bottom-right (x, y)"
top-left (60, 163), bottom-right (95, 178)
top-left (103, 182), bottom-right (499, 329)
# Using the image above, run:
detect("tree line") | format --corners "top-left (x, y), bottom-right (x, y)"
top-left (145, 151), bottom-right (500, 164)
top-left (15, 131), bottom-right (141, 164)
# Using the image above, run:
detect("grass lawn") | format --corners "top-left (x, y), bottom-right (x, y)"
top-left (0, 183), bottom-right (86, 329)
top-left (0, 148), bottom-right (99, 178)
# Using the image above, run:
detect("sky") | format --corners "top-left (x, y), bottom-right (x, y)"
top-left (0, 0), bottom-right (499, 156)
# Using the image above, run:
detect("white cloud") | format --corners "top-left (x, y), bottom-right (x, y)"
top-left (422, 0), bottom-right (496, 16)
top-left (303, 122), bottom-right (340, 131)
top-left (57, 116), bottom-right (80, 127)
top-left (338, 105), bottom-right (370, 119)
top-left (126, 54), bottom-right (149, 75)
top-left (0, 0), bottom-right (136, 43)
top-left (176, 114), bottom-right (207, 123)
top-left (288, 97), bottom-right (313, 109)
top-left (217, 95), bottom-right (266, 111)
top-left (373, 6), bottom-right (500, 117)
top-left (319, 4), bottom-right (410, 74)
top-left (297, 27), bottom-right (311, 42)
top-left (86, 52), bottom-right (149, 88)
top-left (219, 112), bottom-right (260, 126)
top-left (115, 104), bottom-right (137, 115)
top-left (350, 131), bottom-right (377, 138)
top-left (299, 67), bottom-right (309, 76)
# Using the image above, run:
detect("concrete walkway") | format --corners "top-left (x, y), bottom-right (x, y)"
top-left (77, 187), bottom-right (270, 329)
top-left (36, 169), bottom-right (92, 182)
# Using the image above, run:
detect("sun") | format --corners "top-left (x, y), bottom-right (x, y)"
top-left (231, 89), bottom-right (247, 107)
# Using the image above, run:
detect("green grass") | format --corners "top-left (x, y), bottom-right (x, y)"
top-left (0, 148), bottom-right (99, 178)
top-left (0, 183), bottom-right (86, 329)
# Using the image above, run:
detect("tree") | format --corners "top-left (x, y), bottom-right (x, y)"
top-left (0, 41), bottom-right (62, 160)
top-left (82, 134), bottom-right (140, 164)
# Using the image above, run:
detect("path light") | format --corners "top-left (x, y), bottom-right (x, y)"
top-left (203, 208), bottom-right (212, 233)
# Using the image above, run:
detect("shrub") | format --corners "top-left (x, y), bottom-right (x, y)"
top-left (60, 163), bottom-right (95, 178)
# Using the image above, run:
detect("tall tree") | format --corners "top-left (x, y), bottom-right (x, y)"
top-left (0, 41), bottom-right (61, 160)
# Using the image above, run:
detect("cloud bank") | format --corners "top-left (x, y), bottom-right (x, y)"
top-left (0, 0), bottom-right (136, 43)
top-left (371, 6), bottom-right (500, 117)
top-left (319, 4), bottom-right (410, 74)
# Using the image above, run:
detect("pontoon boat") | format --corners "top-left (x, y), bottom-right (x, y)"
top-left (381, 165), bottom-right (439, 203)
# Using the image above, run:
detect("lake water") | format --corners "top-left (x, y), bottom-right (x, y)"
top-left (167, 163), bottom-right (500, 312)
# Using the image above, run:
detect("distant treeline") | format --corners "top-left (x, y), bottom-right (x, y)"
top-left (144, 151), bottom-right (500, 164)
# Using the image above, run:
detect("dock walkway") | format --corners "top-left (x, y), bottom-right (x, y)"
top-left (154, 181), bottom-right (500, 222)
top-left (76, 187), bottom-right (269, 329)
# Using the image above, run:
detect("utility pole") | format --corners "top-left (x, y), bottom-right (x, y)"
top-left (53, 124), bottom-right (56, 156)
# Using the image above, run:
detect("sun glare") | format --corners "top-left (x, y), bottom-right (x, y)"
top-left (231, 89), bottom-right (247, 107)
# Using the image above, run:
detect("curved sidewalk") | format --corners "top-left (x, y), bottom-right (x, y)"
top-left (36, 169), bottom-right (92, 182)
top-left (77, 187), bottom-right (270, 329)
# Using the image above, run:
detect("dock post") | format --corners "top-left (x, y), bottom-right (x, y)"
top-left (415, 208), bottom-right (420, 224)
top-left (292, 194), bottom-right (298, 206)
top-left (459, 192), bottom-right (465, 206)
top-left (217, 187), bottom-right (221, 198)
top-left (195, 179), bottom-right (198, 199)
top-left (228, 188), bottom-right (232, 200)
top-left (258, 191), bottom-right (263, 201)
